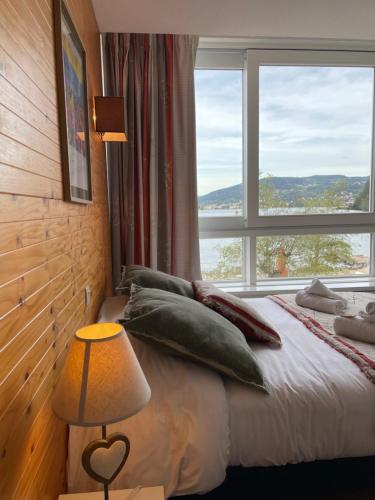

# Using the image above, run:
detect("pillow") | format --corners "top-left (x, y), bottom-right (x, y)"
top-left (120, 285), bottom-right (267, 391)
top-left (116, 265), bottom-right (194, 299)
top-left (193, 280), bottom-right (281, 346)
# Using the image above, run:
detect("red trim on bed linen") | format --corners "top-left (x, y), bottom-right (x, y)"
top-left (269, 295), bottom-right (375, 384)
top-left (211, 294), bottom-right (280, 338)
top-left (193, 281), bottom-right (281, 344)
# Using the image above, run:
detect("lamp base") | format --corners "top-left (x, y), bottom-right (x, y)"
top-left (81, 425), bottom-right (130, 500)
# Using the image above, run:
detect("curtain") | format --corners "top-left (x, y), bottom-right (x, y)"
top-left (103, 33), bottom-right (201, 286)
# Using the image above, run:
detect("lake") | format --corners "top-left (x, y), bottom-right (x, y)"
top-left (199, 209), bottom-right (370, 273)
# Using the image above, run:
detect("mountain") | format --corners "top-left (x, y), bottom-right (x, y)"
top-left (198, 184), bottom-right (243, 208)
top-left (198, 175), bottom-right (369, 209)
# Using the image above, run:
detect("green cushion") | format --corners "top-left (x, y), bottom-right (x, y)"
top-left (116, 265), bottom-right (194, 299)
top-left (120, 286), bottom-right (268, 391)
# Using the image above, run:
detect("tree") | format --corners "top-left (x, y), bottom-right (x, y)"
top-left (259, 175), bottom-right (288, 214)
top-left (297, 179), bottom-right (348, 214)
top-left (352, 179), bottom-right (369, 211)
top-left (203, 240), bottom-right (243, 281)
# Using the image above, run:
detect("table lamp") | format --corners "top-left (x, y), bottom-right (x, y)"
top-left (52, 323), bottom-right (151, 500)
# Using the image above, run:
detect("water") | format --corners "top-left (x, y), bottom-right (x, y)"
top-left (199, 210), bottom-right (371, 272)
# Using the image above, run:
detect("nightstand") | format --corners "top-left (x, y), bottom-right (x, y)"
top-left (58, 486), bottom-right (164, 500)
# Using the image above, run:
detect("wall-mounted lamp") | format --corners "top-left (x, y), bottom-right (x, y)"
top-left (94, 96), bottom-right (127, 142)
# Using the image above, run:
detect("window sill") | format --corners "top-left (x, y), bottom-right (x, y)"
top-left (220, 278), bottom-right (375, 298)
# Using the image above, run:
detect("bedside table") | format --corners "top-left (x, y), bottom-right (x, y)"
top-left (58, 486), bottom-right (164, 500)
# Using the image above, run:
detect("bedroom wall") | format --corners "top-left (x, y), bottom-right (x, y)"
top-left (0, 0), bottom-right (111, 498)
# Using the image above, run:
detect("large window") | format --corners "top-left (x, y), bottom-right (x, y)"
top-left (196, 48), bottom-right (375, 286)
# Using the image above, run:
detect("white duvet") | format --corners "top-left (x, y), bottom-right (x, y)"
top-left (228, 298), bottom-right (375, 467)
top-left (67, 296), bottom-right (375, 498)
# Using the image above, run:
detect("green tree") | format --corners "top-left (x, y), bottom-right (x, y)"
top-left (203, 240), bottom-right (243, 281)
top-left (259, 175), bottom-right (288, 214)
top-left (297, 180), bottom-right (348, 214)
top-left (352, 179), bottom-right (369, 211)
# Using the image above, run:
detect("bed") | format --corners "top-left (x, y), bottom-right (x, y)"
top-left (67, 294), bottom-right (375, 498)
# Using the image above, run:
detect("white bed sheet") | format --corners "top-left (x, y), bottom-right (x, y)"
top-left (227, 297), bottom-right (375, 467)
top-left (67, 297), bottom-right (229, 498)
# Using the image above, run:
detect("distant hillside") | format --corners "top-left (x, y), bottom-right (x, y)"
top-left (198, 175), bottom-right (369, 209)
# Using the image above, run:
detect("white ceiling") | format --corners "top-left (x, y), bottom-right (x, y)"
top-left (92, 0), bottom-right (375, 40)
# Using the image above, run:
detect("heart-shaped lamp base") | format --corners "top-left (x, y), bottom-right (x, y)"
top-left (82, 432), bottom-right (130, 486)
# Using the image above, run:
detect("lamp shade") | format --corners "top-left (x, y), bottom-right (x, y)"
top-left (52, 323), bottom-right (151, 427)
top-left (94, 96), bottom-right (127, 142)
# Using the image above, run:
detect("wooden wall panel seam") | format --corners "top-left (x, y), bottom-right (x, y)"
top-left (0, 231), bottom-right (74, 287)
top-left (0, 46), bottom-right (58, 124)
top-left (0, 34), bottom-right (56, 105)
top-left (0, 75), bottom-right (59, 144)
top-left (0, 162), bottom-right (63, 200)
top-left (0, 214), bottom-right (97, 256)
top-left (0, 7), bottom-right (56, 89)
top-left (0, 296), bottom-right (86, 421)
top-left (0, 134), bottom-right (62, 182)
top-left (0, 105), bottom-right (60, 162)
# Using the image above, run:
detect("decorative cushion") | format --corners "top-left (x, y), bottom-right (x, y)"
top-left (193, 280), bottom-right (281, 346)
top-left (116, 265), bottom-right (194, 299)
top-left (120, 285), bottom-right (267, 391)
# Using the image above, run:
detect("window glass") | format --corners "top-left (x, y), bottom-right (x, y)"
top-left (195, 69), bottom-right (243, 217)
top-left (200, 238), bottom-right (245, 281)
top-left (259, 66), bottom-right (373, 216)
top-left (256, 233), bottom-right (371, 279)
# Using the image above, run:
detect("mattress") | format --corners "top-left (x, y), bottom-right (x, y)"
top-left (227, 297), bottom-right (375, 467)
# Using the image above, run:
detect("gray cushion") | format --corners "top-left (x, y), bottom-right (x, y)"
top-left (120, 285), bottom-right (267, 391)
top-left (116, 265), bottom-right (194, 299)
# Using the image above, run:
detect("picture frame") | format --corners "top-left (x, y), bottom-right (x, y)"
top-left (53, 0), bottom-right (92, 203)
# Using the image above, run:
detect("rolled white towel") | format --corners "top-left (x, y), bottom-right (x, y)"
top-left (357, 301), bottom-right (375, 322)
top-left (304, 278), bottom-right (348, 306)
top-left (365, 301), bottom-right (375, 315)
top-left (296, 290), bottom-right (346, 315)
top-left (334, 316), bottom-right (375, 344)
top-left (358, 312), bottom-right (375, 323)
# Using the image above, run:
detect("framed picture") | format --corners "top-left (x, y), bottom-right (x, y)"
top-left (53, 0), bottom-right (92, 203)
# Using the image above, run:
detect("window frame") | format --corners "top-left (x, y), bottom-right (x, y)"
top-left (196, 45), bottom-right (375, 286)
top-left (247, 49), bottom-right (375, 229)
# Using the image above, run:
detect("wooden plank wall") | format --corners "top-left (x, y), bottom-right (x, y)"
top-left (0, 0), bottom-right (112, 498)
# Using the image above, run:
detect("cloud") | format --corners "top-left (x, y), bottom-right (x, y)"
top-left (195, 65), bottom-right (373, 194)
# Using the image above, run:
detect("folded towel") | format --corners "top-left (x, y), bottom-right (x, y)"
top-left (304, 279), bottom-right (348, 306)
top-left (358, 312), bottom-right (375, 323)
top-left (358, 301), bottom-right (375, 323)
top-left (296, 290), bottom-right (346, 315)
top-left (334, 316), bottom-right (375, 344)
top-left (365, 301), bottom-right (375, 315)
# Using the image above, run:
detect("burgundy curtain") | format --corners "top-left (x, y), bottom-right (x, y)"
top-left (103, 33), bottom-right (201, 287)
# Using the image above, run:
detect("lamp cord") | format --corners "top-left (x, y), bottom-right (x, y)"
top-left (102, 425), bottom-right (109, 500)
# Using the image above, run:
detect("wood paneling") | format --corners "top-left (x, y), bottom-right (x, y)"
top-left (0, 1), bottom-right (112, 499)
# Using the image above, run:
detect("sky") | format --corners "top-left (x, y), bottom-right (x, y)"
top-left (195, 66), bottom-right (374, 196)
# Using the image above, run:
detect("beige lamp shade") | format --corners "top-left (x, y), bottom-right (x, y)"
top-left (52, 323), bottom-right (151, 427)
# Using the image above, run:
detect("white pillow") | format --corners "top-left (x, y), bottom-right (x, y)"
top-left (97, 295), bottom-right (127, 323)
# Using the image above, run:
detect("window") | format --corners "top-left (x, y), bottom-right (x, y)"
top-left (196, 47), bottom-right (375, 286)
top-left (196, 69), bottom-right (243, 217)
